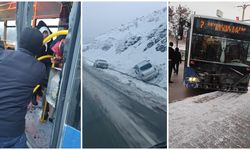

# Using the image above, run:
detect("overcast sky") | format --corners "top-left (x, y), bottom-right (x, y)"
top-left (83, 2), bottom-right (166, 44)
top-left (170, 1), bottom-right (250, 21)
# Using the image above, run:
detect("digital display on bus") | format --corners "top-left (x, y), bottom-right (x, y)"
top-left (193, 17), bottom-right (250, 41)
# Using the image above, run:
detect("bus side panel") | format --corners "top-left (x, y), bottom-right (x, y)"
top-left (61, 124), bottom-right (81, 148)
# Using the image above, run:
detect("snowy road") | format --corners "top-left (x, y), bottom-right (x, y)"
top-left (169, 88), bottom-right (250, 148)
top-left (83, 63), bottom-right (166, 148)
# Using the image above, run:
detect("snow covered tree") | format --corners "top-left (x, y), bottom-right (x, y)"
top-left (169, 4), bottom-right (191, 46)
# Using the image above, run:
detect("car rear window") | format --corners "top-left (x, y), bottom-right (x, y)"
top-left (140, 63), bottom-right (152, 71)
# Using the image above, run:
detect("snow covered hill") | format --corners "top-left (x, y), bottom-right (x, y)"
top-left (83, 7), bottom-right (167, 88)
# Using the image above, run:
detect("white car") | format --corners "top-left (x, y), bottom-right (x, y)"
top-left (93, 59), bottom-right (109, 69)
top-left (134, 60), bottom-right (159, 81)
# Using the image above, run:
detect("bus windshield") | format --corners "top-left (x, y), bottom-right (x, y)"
top-left (190, 17), bottom-right (250, 66)
top-left (191, 34), bottom-right (250, 65)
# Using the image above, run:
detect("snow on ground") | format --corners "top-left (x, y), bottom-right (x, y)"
top-left (169, 87), bottom-right (250, 148)
top-left (83, 7), bottom-right (167, 88)
top-left (25, 104), bottom-right (53, 148)
top-left (103, 68), bottom-right (166, 99)
top-left (83, 59), bottom-right (166, 100)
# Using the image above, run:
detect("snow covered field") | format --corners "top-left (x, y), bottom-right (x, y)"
top-left (83, 7), bottom-right (167, 89)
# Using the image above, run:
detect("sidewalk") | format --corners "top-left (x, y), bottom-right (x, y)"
top-left (169, 88), bottom-right (250, 148)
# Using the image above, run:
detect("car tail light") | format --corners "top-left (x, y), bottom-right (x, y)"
top-left (246, 67), bottom-right (250, 72)
top-left (190, 60), bottom-right (195, 65)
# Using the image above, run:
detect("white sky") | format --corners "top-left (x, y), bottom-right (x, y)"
top-left (83, 2), bottom-right (166, 44)
top-left (170, 1), bottom-right (250, 21)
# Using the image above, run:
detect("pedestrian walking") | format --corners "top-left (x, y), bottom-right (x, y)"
top-left (169, 42), bottom-right (174, 83)
top-left (173, 47), bottom-right (182, 75)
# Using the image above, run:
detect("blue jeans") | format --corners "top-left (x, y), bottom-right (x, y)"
top-left (0, 133), bottom-right (27, 148)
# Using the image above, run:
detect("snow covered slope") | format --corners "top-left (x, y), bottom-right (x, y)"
top-left (83, 7), bottom-right (167, 88)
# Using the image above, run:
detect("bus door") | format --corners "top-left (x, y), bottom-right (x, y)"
top-left (50, 2), bottom-right (81, 148)
top-left (9, 1), bottom-right (81, 148)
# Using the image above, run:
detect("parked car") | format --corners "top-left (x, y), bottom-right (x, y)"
top-left (93, 59), bottom-right (109, 69)
top-left (134, 60), bottom-right (158, 81)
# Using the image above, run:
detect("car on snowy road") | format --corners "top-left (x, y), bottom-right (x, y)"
top-left (134, 60), bottom-right (159, 81)
top-left (93, 59), bottom-right (109, 69)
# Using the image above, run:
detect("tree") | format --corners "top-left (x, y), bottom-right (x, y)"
top-left (169, 4), bottom-right (191, 46)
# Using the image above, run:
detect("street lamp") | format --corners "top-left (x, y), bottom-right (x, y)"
top-left (237, 4), bottom-right (250, 21)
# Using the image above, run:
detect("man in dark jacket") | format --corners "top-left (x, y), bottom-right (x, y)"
top-left (173, 47), bottom-right (182, 75)
top-left (169, 42), bottom-right (175, 83)
top-left (0, 27), bottom-right (46, 148)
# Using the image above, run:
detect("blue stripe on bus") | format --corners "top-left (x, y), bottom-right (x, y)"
top-left (61, 124), bottom-right (80, 148)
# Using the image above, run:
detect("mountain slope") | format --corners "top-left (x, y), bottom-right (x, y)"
top-left (83, 7), bottom-right (167, 88)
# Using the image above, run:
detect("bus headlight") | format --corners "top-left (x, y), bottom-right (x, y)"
top-left (188, 77), bottom-right (200, 83)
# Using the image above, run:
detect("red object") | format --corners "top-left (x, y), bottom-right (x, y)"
top-left (51, 40), bottom-right (63, 56)
top-left (246, 67), bottom-right (250, 72)
top-left (190, 60), bottom-right (195, 65)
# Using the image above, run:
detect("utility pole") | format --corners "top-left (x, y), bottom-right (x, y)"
top-left (237, 4), bottom-right (250, 21)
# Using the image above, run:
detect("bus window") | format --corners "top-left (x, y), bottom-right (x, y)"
top-left (191, 34), bottom-right (250, 65)
top-left (66, 84), bottom-right (81, 130)
top-left (6, 20), bottom-right (16, 46)
top-left (0, 22), bottom-right (3, 39)
top-left (64, 53), bottom-right (81, 130)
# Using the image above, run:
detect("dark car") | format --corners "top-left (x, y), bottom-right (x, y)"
top-left (93, 59), bottom-right (109, 69)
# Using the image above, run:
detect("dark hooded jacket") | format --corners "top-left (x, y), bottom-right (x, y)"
top-left (0, 27), bottom-right (46, 137)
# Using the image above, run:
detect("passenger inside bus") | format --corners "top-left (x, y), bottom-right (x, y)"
top-left (31, 21), bottom-right (54, 107)
top-left (0, 27), bottom-right (45, 148)
top-left (51, 35), bottom-right (66, 68)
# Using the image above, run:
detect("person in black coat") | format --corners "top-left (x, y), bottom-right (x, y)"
top-left (173, 47), bottom-right (182, 75)
top-left (169, 42), bottom-right (175, 83)
top-left (0, 27), bottom-right (45, 148)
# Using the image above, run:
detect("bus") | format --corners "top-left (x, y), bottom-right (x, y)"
top-left (184, 15), bottom-right (250, 92)
top-left (0, 2), bottom-right (81, 148)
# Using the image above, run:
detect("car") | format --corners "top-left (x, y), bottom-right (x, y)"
top-left (93, 59), bottom-right (109, 69)
top-left (134, 60), bottom-right (159, 81)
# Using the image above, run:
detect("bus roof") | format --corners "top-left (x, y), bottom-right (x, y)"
top-left (0, 2), bottom-right (62, 21)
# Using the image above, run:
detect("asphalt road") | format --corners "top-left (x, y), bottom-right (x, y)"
top-left (83, 64), bottom-right (166, 148)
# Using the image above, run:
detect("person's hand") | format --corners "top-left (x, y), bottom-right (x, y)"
top-left (51, 56), bottom-right (62, 64)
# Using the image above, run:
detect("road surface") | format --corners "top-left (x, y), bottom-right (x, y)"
top-left (169, 87), bottom-right (250, 148)
top-left (83, 63), bottom-right (166, 148)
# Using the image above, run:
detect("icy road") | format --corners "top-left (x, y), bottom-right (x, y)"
top-left (83, 63), bottom-right (166, 148)
top-left (169, 87), bottom-right (250, 148)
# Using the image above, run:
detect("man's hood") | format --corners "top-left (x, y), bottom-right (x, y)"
top-left (18, 27), bottom-right (43, 56)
